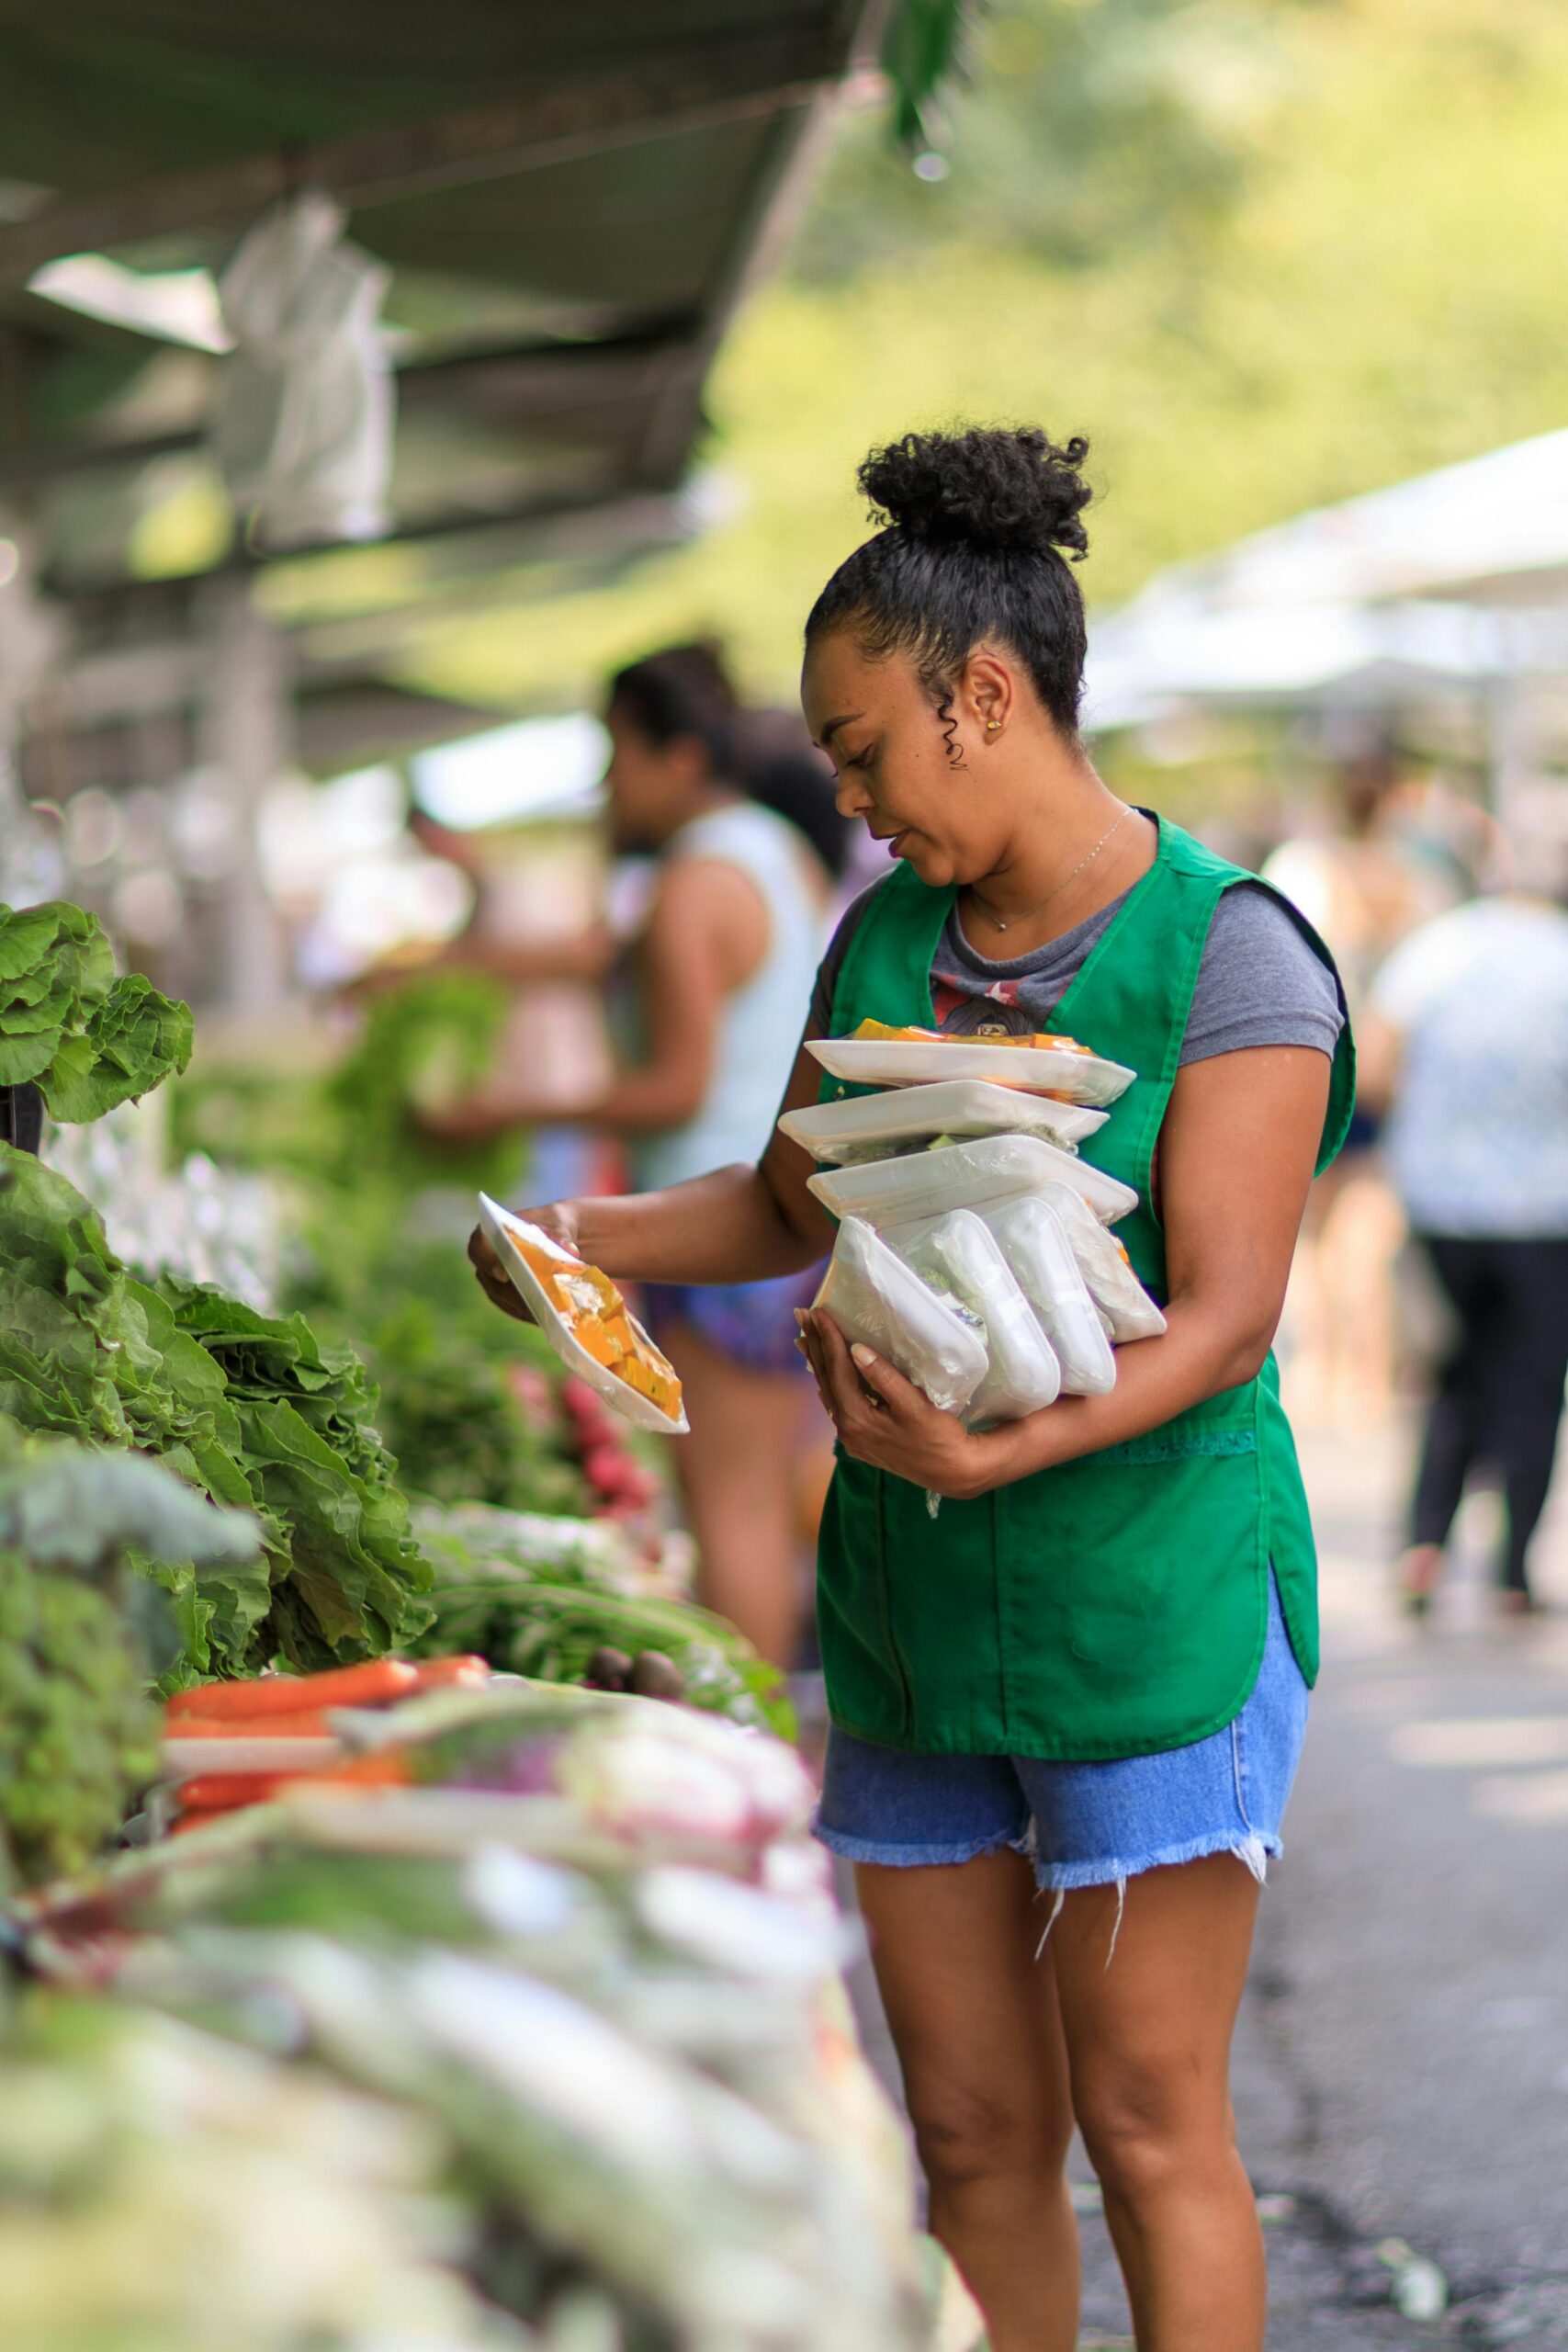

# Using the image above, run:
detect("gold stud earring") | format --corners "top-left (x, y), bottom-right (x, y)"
top-left (986, 719), bottom-right (1002, 732)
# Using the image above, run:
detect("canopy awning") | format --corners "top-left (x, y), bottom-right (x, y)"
top-left (0, 2), bottom-right (874, 592)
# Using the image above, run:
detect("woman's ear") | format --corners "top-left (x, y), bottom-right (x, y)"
top-left (964, 650), bottom-right (1016, 743)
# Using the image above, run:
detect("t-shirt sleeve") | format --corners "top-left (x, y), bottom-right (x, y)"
top-left (1179, 881), bottom-right (1347, 1067)
top-left (807, 881), bottom-right (881, 1034)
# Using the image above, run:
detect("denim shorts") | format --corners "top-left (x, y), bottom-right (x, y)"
top-left (815, 1571), bottom-right (1310, 1893)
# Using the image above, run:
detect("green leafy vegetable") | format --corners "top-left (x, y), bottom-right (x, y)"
top-left (327, 967), bottom-right (515, 1191)
top-left (412, 1508), bottom-right (793, 1737)
top-left (0, 900), bottom-right (192, 1119)
top-left (0, 1143), bottom-right (431, 1684)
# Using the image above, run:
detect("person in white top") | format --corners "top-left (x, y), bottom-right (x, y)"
top-left (426, 646), bottom-right (839, 1665)
top-left (1362, 831), bottom-right (1568, 1614)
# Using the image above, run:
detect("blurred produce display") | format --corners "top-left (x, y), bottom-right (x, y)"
top-left (0, 910), bottom-right (921, 2350)
top-left (327, 966), bottom-right (514, 1192)
top-left (412, 1497), bottom-right (791, 1738)
top-left (0, 1430), bottom-right (259, 1887)
top-left (11, 1679), bottom-right (937, 2352)
top-left (0, 1995), bottom-right (527, 2352)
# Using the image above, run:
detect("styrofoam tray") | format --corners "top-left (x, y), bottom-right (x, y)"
top-left (780, 1077), bottom-right (1107, 1164)
top-left (807, 1035), bottom-right (1134, 1107)
top-left (478, 1193), bottom-right (690, 1435)
top-left (807, 1132), bottom-right (1138, 1229)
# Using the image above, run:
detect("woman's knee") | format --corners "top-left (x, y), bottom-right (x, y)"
top-left (908, 2078), bottom-right (1069, 2191)
top-left (1074, 2069), bottom-right (1235, 2208)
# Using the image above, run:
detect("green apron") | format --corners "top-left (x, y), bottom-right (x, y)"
top-left (815, 815), bottom-right (1356, 1759)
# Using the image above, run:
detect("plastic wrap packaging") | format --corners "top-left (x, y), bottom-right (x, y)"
top-left (887, 1210), bottom-right (1063, 1426)
top-left (808, 1132), bottom-right (1137, 1230)
top-left (811, 1217), bottom-right (988, 1415)
top-left (807, 1025), bottom-right (1134, 1108)
top-left (983, 1196), bottom-right (1118, 1396)
top-left (478, 1194), bottom-right (689, 1433)
top-left (778, 1077), bottom-right (1107, 1165)
top-left (1042, 1181), bottom-right (1168, 1344)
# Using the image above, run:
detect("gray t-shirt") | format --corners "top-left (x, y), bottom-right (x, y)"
top-left (809, 876), bottom-right (1346, 1064)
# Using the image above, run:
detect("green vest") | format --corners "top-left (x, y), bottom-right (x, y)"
top-left (815, 816), bottom-right (1356, 1759)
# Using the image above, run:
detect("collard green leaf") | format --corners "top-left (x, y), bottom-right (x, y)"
top-left (0, 899), bottom-right (191, 1124)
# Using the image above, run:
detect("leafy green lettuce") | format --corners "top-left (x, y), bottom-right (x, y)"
top-left (0, 900), bottom-right (193, 1120)
top-left (0, 1145), bottom-right (431, 1680)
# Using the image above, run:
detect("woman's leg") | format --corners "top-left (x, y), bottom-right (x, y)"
top-left (1483, 1238), bottom-right (1568, 1601)
top-left (659, 1319), bottom-right (809, 1666)
top-left (1404, 1236), bottom-right (1489, 1600)
top-left (1052, 1854), bottom-right (1264, 2352)
top-left (855, 1850), bottom-right (1081, 2352)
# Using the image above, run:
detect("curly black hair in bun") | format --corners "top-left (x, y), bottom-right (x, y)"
top-left (805, 426), bottom-right (1093, 738)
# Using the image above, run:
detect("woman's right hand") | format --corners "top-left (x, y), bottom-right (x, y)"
top-left (467, 1201), bottom-right (584, 1325)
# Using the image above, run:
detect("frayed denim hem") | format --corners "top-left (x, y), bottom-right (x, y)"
top-left (811, 1816), bottom-right (1032, 1871)
top-left (1032, 1827), bottom-right (1281, 1894)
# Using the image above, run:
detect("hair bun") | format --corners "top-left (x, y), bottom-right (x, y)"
top-left (858, 426), bottom-right (1091, 560)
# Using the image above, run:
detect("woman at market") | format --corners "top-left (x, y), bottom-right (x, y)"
top-left (426, 645), bottom-right (834, 1669)
top-left (468, 427), bottom-right (1353, 2352)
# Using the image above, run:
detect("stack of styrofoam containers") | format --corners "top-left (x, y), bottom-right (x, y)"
top-left (779, 1034), bottom-right (1168, 1426)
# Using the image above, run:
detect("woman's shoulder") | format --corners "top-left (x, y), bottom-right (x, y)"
top-left (1180, 880), bottom-right (1347, 1068)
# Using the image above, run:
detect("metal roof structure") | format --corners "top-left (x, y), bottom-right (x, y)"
top-left (0, 4), bottom-right (874, 593)
top-left (0, 3), bottom-right (884, 1010)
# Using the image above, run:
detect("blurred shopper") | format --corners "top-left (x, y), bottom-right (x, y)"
top-left (1265, 750), bottom-right (1458, 1418)
top-left (425, 645), bottom-right (834, 1666)
top-left (1366, 844), bottom-right (1568, 1614)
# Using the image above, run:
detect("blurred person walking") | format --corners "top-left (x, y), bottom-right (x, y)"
top-left (425, 646), bottom-right (836, 1667)
top-left (1366, 841), bottom-right (1568, 1615)
top-left (1264, 750), bottom-right (1459, 1418)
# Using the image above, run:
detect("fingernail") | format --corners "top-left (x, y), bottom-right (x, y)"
top-left (851, 1344), bottom-right (875, 1367)
top-left (794, 1308), bottom-right (807, 1328)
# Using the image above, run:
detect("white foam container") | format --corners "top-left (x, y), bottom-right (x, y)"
top-left (478, 1193), bottom-right (690, 1435)
top-left (779, 1077), bottom-right (1108, 1164)
top-left (807, 1035), bottom-right (1134, 1107)
top-left (807, 1133), bottom-right (1137, 1230)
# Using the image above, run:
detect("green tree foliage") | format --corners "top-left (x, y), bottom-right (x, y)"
top-left (382, 0), bottom-right (1568, 713)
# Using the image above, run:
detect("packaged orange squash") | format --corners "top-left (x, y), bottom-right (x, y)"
top-left (477, 1194), bottom-right (688, 1432)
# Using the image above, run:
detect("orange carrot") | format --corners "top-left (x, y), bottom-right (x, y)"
top-left (165, 1659), bottom-right (419, 1722)
top-left (164, 1709), bottom-right (338, 1740)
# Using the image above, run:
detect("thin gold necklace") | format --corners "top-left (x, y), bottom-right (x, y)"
top-left (967, 805), bottom-right (1133, 934)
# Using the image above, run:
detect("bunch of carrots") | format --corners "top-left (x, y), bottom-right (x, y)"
top-left (164, 1655), bottom-right (491, 1833)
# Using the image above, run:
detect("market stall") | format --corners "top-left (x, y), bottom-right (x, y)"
top-left (0, 892), bottom-right (986, 2349)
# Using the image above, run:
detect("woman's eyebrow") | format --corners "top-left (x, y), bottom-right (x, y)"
top-left (816, 711), bottom-right (865, 748)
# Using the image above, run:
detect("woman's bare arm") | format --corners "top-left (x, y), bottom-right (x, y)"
top-left (800, 1044), bottom-right (1331, 1498)
top-left (429, 858), bottom-right (770, 1140)
top-left (468, 1029), bottom-right (838, 1318)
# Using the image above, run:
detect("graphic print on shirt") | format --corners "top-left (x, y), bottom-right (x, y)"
top-left (930, 969), bottom-right (1036, 1035)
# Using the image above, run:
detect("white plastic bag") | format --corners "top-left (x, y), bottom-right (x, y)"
top-left (1042, 1181), bottom-right (1168, 1344)
top-left (215, 192), bottom-right (393, 547)
top-left (807, 1030), bottom-right (1134, 1107)
top-left (983, 1196), bottom-right (1117, 1396)
top-left (779, 1077), bottom-right (1107, 1165)
top-left (808, 1132), bottom-right (1137, 1230)
top-left (811, 1217), bottom-right (988, 1415)
top-left (887, 1210), bottom-right (1062, 1425)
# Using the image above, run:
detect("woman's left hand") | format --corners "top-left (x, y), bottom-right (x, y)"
top-left (796, 1309), bottom-right (991, 1500)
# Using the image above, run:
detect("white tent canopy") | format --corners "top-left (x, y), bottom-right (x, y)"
top-left (1084, 425), bottom-right (1568, 738)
